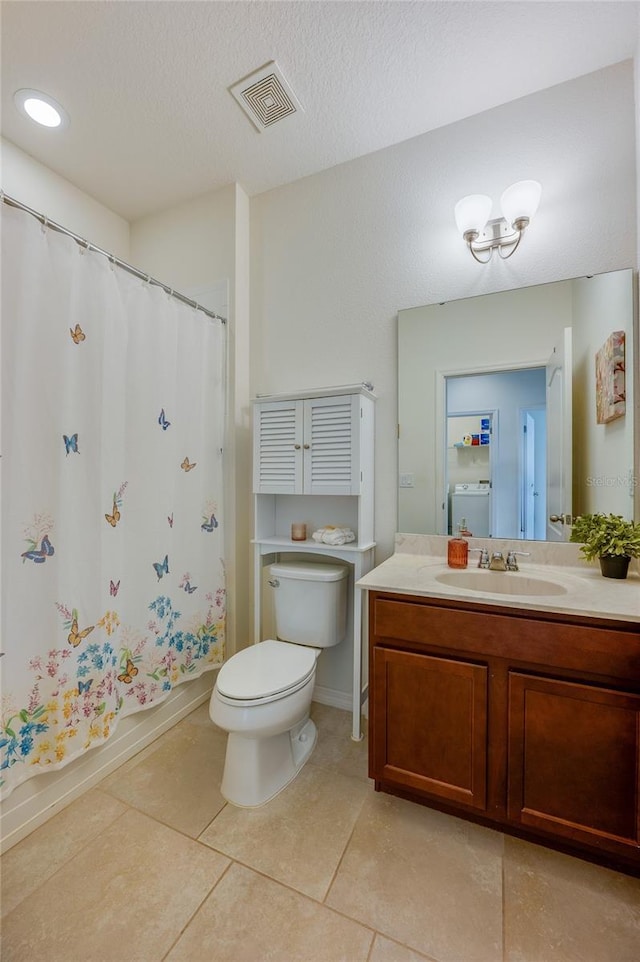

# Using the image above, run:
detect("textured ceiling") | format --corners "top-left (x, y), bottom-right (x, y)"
top-left (1, 1), bottom-right (638, 221)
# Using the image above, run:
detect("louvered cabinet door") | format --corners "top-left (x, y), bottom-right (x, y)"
top-left (253, 400), bottom-right (304, 493)
top-left (303, 395), bottom-right (360, 495)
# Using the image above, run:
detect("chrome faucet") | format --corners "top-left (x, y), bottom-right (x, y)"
top-left (469, 547), bottom-right (490, 568)
top-left (506, 550), bottom-right (531, 571)
top-left (472, 547), bottom-right (531, 571)
top-left (488, 551), bottom-right (507, 571)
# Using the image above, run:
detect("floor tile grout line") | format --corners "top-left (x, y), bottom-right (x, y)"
top-left (186, 845), bottom-right (382, 935)
top-left (99, 783), bottom-right (231, 846)
top-left (365, 932), bottom-right (377, 962)
top-left (157, 853), bottom-right (440, 962)
top-left (321, 791), bottom-right (368, 905)
top-left (363, 929), bottom-right (377, 962)
top-left (159, 857), bottom-right (236, 962)
top-left (367, 932), bottom-right (440, 962)
top-left (216, 856), bottom-right (385, 942)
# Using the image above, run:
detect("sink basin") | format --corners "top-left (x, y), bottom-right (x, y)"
top-left (435, 569), bottom-right (568, 596)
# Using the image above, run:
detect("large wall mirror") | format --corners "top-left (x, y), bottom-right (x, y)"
top-left (398, 269), bottom-right (637, 541)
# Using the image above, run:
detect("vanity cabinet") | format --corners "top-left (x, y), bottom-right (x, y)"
top-left (369, 591), bottom-right (640, 875)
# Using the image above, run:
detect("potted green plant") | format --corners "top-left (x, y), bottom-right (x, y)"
top-left (570, 513), bottom-right (640, 579)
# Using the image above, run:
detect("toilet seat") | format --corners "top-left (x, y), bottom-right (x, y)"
top-left (215, 639), bottom-right (318, 707)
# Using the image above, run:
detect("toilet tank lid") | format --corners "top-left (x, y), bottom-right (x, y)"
top-left (270, 561), bottom-right (348, 582)
top-left (216, 640), bottom-right (317, 700)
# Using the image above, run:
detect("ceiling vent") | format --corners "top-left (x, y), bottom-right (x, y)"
top-left (229, 61), bottom-right (303, 132)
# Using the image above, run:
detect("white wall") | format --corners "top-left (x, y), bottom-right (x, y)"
top-left (572, 271), bottom-right (635, 516)
top-left (250, 62), bottom-right (637, 571)
top-left (1, 138), bottom-right (129, 257)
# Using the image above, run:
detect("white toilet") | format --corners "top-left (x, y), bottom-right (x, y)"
top-left (209, 560), bottom-right (349, 807)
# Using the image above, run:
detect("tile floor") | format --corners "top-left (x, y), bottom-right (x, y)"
top-left (2, 700), bottom-right (640, 962)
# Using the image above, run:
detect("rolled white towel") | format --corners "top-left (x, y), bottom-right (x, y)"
top-left (311, 526), bottom-right (334, 541)
top-left (322, 528), bottom-right (355, 545)
top-left (311, 526), bottom-right (356, 545)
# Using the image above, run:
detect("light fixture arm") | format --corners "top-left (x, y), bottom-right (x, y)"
top-left (496, 226), bottom-right (523, 259)
top-left (466, 216), bottom-right (529, 262)
top-left (464, 232), bottom-right (493, 264)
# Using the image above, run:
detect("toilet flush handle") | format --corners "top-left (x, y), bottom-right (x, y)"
top-left (268, 578), bottom-right (280, 588)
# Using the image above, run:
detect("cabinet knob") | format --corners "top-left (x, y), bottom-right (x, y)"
top-left (549, 513), bottom-right (572, 524)
top-left (294, 444), bottom-right (301, 450)
top-left (303, 443), bottom-right (310, 450)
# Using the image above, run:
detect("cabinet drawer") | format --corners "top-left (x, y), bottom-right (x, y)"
top-left (371, 595), bottom-right (640, 681)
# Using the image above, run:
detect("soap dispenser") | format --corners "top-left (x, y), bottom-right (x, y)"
top-left (458, 517), bottom-right (473, 538)
top-left (447, 523), bottom-right (469, 569)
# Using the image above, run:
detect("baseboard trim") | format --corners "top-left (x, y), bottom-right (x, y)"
top-left (312, 684), bottom-right (353, 712)
top-left (0, 674), bottom-right (215, 853)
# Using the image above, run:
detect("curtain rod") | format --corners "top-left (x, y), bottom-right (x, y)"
top-left (0, 192), bottom-right (226, 324)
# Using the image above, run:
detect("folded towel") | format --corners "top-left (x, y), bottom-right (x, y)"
top-left (311, 525), bottom-right (335, 542)
top-left (311, 526), bottom-right (356, 546)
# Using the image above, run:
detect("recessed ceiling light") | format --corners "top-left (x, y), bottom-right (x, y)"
top-left (14, 89), bottom-right (69, 128)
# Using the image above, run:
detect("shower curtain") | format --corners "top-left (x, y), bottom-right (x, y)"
top-left (0, 202), bottom-right (226, 799)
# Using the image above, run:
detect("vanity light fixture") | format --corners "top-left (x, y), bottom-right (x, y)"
top-left (454, 180), bottom-right (542, 263)
top-left (13, 89), bottom-right (69, 129)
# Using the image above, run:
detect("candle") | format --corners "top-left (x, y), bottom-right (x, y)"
top-left (291, 522), bottom-right (307, 541)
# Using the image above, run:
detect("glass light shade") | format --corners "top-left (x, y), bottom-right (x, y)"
top-left (14, 89), bottom-right (68, 128)
top-left (500, 180), bottom-right (542, 226)
top-left (454, 194), bottom-right (492, 236)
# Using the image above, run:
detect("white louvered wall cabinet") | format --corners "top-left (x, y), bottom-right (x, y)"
top-left (252, 385), bottom-right (376, 740)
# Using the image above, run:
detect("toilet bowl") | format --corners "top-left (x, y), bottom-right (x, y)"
top-left (210, 639), bottom-right (320, 806)
top-left (210, 561), bottom-right (348, 807)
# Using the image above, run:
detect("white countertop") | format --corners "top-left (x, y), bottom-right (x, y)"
top-left (356, 538), bottom-right (640, 624)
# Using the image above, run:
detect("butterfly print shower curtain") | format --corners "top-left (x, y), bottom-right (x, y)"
top-left (0, 203), bottom-right (226, 798)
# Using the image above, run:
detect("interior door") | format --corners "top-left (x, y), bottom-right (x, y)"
top-left (546, 328), bottom-right (572, 541)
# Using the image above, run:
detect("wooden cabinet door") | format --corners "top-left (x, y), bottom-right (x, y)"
top-left (303, 394), bottom-right (360, 495)
top-left (372, 647), bottom-right (488, 810)
top-left (508, 673), bottom-right (640, 855)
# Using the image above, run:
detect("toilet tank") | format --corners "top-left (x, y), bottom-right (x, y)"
top-left (269, 561), bottom-right (348, 648)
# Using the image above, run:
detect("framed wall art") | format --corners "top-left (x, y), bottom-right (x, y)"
top-left (595, 330), bottom-right (625, 424)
